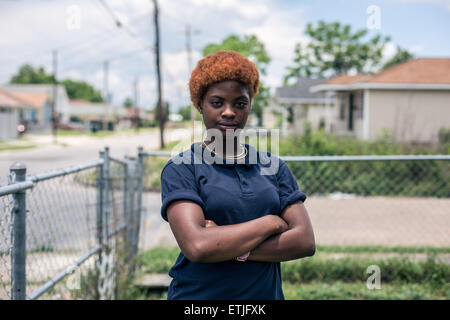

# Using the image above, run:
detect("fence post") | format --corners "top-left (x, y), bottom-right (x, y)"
top-left (125, 155), bottom-right (136, 278)
top-left (122, 161), bottom-right (128, 245)
top-left (103, 147), bottom-right (111, 250)
top-left (10, 163), bottom-right (27, 300)
top-left (97, 151), bottom-right (105, 266)
top-left (134, 147), bottom-right (144, 261)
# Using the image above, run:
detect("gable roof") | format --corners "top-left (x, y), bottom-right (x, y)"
top-left (311, 58), bottom-right (450, 92)
top-left (321, 74), bottom-right (371, 85)
top-left (0, 89), bottom-right (41, 109)
top-left (8, 92), bottom-right (49, 108)
top-left (312, 58), bottom-right (450, 92)
top-left (367, 58), bottom-right (450, 84)
top-left (323, 58), bottom-right (450, 85)
top-left (276, 77), bottom-right (327, 99)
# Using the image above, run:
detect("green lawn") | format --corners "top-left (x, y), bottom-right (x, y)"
top-left (0, 140), bottom-right (37, 152)
top-left (130, 245), bottom-right (450, 300)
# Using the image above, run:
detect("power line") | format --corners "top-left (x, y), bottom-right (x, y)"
top-left (57, 44), bottom-right (153, 75)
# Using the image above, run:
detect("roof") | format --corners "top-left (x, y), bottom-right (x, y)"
top-left (1, 84), bottom-right (68, 103)
top-left (0, 89), bottom-right (41, 109)
top-left (276, 77), bottom-right (328, 99)
top-left (312, 58), bottom-right (450, 92)
top-left (8, 92), bottom-right (49, 108)
top-left (321, 74), bottom-right (371, 85)
top-left (0, 89), bottom-right (23, 108)
top-left (367, 58), bottom-right (450, 84)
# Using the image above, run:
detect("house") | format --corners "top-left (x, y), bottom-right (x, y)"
top-left (274, 78), bottom-right (334, 135)
top-left (261, 103), bottom-right (289, 137)
top-left (1, 84), bottom-right (70, 128)
top-left (68, 99), bottom-right (128, 131)
top-left (0, 89), bottom-right (39, 140)
top-left (310, 58), bottom-right (450, 144)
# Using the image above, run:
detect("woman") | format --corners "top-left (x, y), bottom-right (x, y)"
top-left (160, 50), bottom-right (315, 300)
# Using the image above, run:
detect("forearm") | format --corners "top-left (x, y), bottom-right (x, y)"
top-left (248, 226), bottom-right (316, 262)
top-left (191, 215), bottom-right (283, 263)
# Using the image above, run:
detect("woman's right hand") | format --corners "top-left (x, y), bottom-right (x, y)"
top-left (266, 214), bottom-right (289, 234)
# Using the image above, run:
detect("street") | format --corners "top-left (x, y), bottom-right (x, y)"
top-left (0, 128), bottom-right (191, 183)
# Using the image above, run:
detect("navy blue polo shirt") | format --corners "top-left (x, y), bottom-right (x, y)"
top-left (160, 142), bottom-right (306, 300)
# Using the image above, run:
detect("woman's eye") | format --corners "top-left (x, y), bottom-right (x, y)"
top-left (210, 101), bottom-right (222, 107)
top-left (236, 101), bottom-right (248, 108)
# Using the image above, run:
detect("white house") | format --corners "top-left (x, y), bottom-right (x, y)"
top-left (0, 89), bottom-right (39, 140)
top-left (1, 84), bottom-right (70, 126)
top-left (310, 58), bottom-right (450, 144)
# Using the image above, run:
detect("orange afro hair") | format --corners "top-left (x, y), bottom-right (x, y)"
top-left (189, 50), bottom-right (260, 111)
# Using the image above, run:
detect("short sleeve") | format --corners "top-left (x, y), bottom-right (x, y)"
top-left (160, 161), bottom-right (205, 222)
top-left (277, 159), bottom-right (307, 213)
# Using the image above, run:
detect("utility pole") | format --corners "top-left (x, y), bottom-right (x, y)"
top-left (51, 50), bottom-right (58, 144)
top-left (103, 60), bottom-right (109, 131)
top-left (133, 76), bottom-right (139, 108)
top-left (152, 0), bottom-right (164, 149)
top-left (134, 76), bottom-right (140, 132)
top-left (186, 24), bottom-right (195, 144)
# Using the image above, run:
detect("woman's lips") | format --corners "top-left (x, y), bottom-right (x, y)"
top-left (217, 123), bottom-right (237, 131)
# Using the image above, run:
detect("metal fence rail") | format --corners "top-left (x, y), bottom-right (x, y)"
top-left (139, 150), bottom-right (450, 248)
top-left (0, 147), bottom-right (145, 300)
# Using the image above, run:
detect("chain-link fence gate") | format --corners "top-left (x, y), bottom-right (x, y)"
top-left (0, 147), bottom-right (144, 300)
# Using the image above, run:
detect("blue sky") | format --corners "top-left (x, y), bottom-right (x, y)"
top-left (0, 0), bottom-right (449, 111)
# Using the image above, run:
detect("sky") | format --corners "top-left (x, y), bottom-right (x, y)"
top-left (1, 0), bottom-right (449, 113)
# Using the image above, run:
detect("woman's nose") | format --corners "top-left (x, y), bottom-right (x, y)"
top-left (221, 103), bottom-right (236, 118)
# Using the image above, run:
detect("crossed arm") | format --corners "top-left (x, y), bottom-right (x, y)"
top-left (166, 200), bottom-right (315, 263)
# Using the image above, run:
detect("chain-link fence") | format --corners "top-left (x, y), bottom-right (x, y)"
top-left (2, 147), bottom-right (449, 299)
top-left (139, 151), bottom-right (449, 249)
top-left (283, 155), bottom-right (450, 248)
top-left (0, 147), bottom-right (145, 300)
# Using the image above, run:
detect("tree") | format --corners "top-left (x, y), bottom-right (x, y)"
top-left (10, 64), bottom-right (55, 84)
top-left (123, 97), bottom-right (134, 108)
top-left (381, 46), bottom-right (414, 70)
top-left (60, 79), bottom-right (104, 102)
top-left (284, 21), bottom-right (392, 85)
top-left (203, 34), bottom-right (271, 126)
top-left (10, 64), bottom-right (104, 102)
top-left (178, 104), bottom-right (202, 121)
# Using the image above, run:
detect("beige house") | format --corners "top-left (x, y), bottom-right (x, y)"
top-left (311, 58), bottom-right (450, 144)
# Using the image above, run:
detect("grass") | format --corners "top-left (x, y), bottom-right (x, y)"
top-left (0, 140), bottom-right (37, 152)
top-left (132, 245), bottom-right (450, 300)
top-left (316, 245), bottom-right (450, 254)
top-left (282, 281), bottom-right (447, 300)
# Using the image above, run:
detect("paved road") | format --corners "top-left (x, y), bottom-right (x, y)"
top-left (0, 128), bottom-right (194, 183)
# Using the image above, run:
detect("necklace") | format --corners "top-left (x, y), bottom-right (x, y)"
top-left (202, 141), bottom-right (247, 160)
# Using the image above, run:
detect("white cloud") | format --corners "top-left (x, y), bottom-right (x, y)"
top-left (395, 0), bottom-right (450, 10)
top-left (408, 44), bottom-right (424, 54)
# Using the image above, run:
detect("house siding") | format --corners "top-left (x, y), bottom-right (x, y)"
top-left (368, 90), bottom-right (450, 143)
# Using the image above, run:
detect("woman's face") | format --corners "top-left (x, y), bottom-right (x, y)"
top-left (200, 80), bottom-right (251, 138)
